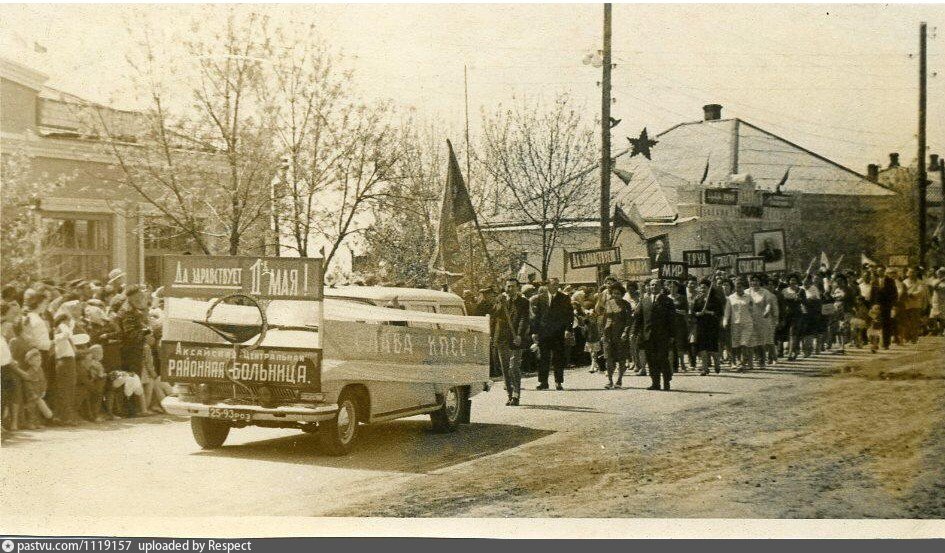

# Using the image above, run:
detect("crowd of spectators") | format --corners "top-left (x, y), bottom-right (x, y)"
top-left (1, 269), bottom-right (170, 433)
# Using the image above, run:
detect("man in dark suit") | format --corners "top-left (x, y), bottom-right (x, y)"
top-left (493, 279), bottom-right (530, 405)
top-left (875, 267), bottom-right (899, 350)
top-left (631, 278), bottom-right (676, 391)
top-left (529, 278), bottom-right (573, 390)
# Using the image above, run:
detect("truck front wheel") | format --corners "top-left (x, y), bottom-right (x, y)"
top-left (430, 386), bottom-right (469, 433)
top-left (191, 417), bottom-right (230, 449)
top-left (316, 391), bottom-right (360, 456)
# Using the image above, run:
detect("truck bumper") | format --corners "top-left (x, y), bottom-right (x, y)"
top-left (161, 396), bottom-right (338, 423)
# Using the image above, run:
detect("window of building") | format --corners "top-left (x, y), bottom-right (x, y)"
top-left (143, 218), bottom-right (202, 287)
top-left (41, 214), bottom-right (111, 281)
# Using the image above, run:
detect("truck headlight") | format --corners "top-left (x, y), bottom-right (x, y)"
top-left (198, 383), bottom-right (212, 404)
top-left (171, 383), bottom-right (191, 396)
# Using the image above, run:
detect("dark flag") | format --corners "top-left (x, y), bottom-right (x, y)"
top-left (431, 140), bottom-right (477, 275)
top-left (700, 155), bottom-right (710, 184)
top-left (775, 167), bottom-right (791, 194)
top-left (614, 203), bottom-right (646, 240)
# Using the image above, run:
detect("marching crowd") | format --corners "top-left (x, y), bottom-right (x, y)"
top-left (472, 263), bottom-right (945, 405)
top-left (1, 269), bottom-right (170, 433)
top-left (4, 261), bottom-right (945, 430)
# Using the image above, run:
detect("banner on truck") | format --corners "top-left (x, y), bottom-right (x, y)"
top-left (162, 341), bottom-right (322, 390)
top-left (162, 255), bottom-right (324, 301)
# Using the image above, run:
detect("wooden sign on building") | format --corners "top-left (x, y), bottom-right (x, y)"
top-left (704, 189), bottom-right (739, 205)
top-left (763, 193), bottom-right (795, 208)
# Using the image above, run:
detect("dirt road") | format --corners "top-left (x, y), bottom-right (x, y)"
top-left (2, 338), bottom-right (942, 519)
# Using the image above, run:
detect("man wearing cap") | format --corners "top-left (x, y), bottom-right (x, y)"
top-left (107, 269), bottom-right (126, 289)
top-left (529, 278), bottom-right (574, 390)
top-left (493, 279), bottom-right (529, 405)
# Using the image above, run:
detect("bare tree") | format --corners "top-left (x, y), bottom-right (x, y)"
top-left (96, 9), bottom-right (279, 256)
top-left (360, 119), bottom-right (443, 285)
top-left (260, 27), bottom-right (402, 266)
top-left (477, 94), bottom-right (598, 280)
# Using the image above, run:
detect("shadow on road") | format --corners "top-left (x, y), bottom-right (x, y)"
top-left (194, 420), bottom-right (553, 474)
top-left (0, 413), bottom-right (188, 447)
top-left (517, 404), bottom-right (606, 414)
top-left (663, 388), bottom-right (732, 395)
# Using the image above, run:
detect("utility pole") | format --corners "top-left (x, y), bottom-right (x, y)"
top-left (598, 2), bottom-right (613, 284)
top-left (918, 22), bottom-right (928, 266)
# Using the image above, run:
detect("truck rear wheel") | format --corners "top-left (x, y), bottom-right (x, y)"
top-left (191, 417), bottom-right (230, 449)
top-left (316, 391), bottom-right (360, 456)
top-left (430, 386), bottom-right (469, 433)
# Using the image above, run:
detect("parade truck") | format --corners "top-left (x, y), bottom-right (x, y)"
top-left (159, 255), bottom-right (491, 456)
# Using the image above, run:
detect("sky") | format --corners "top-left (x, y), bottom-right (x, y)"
top-left (1, 2), bottom-right (944, 175)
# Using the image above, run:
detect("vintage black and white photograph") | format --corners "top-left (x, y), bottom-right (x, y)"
top-left (1, 2), bottom-right (944, 540)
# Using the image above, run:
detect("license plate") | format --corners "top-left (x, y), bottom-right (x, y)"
top-left (208, 407), bottom-right (253, 422)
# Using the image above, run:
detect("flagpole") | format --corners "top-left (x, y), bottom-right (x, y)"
top-left (464, 65), bottom-right (472, 196)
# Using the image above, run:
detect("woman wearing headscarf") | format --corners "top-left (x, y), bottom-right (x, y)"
top-left (691, 278), bottom-right (724, 375)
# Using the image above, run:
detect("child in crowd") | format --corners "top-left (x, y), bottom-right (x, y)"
top-left (87, 345), bottom-right (111, 420)
top-left (140, 334), bottom-right (165, 414)
top-left (583, 300), bottom-right (602, 374)
top-left (19, 348), bottom-right (55, 428)
top-left (110, 369), bottom-right (147, 416)
top-left (75, 344), bottom-right (107, 422)
top-left (849, 296), bottom-right (870, 349)
top-left (867, 304), bottom-right (883, 354)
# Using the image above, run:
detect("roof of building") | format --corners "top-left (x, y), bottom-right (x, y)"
top-left (609, 116), bottom-right (894, 220)
top-left (878, 164), bottom-right (944, 204)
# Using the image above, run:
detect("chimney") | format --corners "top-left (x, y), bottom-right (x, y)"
top-left (889, 152), bottom-right (900, 168)
top-left (930, 154), bottom-right (940, 171)
top-left (703, 104), bottom-right (722, 121)
top-left (867, 164), bottom-right (879, 182)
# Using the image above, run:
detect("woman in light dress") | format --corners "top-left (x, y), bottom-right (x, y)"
top-left (723, 277), bottom-right (762, 371)
top-left (747, 274), bottom-right (778, 367)
top-left (929, 268), bottom-right (945, 336)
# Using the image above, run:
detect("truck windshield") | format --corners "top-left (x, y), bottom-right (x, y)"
top-left (164, 297), bottom-right (321, 349)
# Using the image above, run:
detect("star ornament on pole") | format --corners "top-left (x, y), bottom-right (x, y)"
top-left (627, 128), bottom-right (658, 160)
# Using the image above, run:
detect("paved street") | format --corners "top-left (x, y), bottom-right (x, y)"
top-left (2, 338), bottom-right (943, 519)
